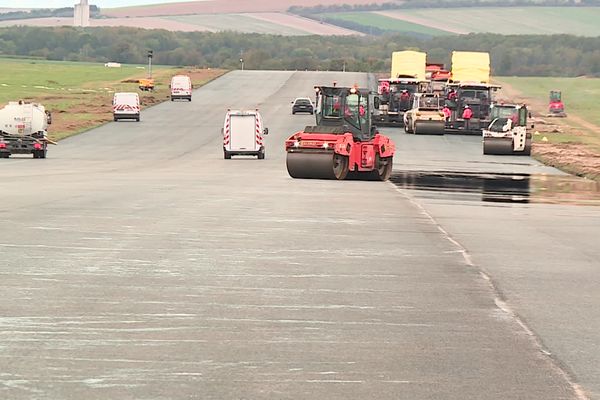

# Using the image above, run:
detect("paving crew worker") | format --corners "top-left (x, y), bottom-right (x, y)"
top-left (447, 89), bottom-right (457, 101)
top-left (442, 105), bottom-right (452, 124)
top-left (399, 89), bottom-right (410, 110)
top-left (462, 105), bottom-right (473, 130)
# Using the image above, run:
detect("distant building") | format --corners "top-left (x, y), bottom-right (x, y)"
top-left (74, 0), bottom-right (90, 27)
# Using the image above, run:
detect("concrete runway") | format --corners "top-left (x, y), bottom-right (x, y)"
top-left (0, 70), bottom-right (597, 399)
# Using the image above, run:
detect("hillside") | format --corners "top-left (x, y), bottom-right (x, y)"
top-left (102, 0), bottom-right (399, 17)
top-left (315, 7), bottom-right (600, 36)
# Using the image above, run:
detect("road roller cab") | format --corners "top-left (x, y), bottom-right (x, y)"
top-left (285, 85), bottom-right (395, 180)
top-left (483, 104), bottom-right (532, 155)
top-left (222, 109), bottom-right (268, 159)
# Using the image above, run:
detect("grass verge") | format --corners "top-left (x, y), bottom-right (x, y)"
top-left (496, 76), bottom-right (600, 181)
top-left (0, 58), bottom-right (226, 142)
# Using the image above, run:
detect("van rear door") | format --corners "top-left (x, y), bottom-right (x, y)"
top-left (230, 114), bottom-right (257, 151)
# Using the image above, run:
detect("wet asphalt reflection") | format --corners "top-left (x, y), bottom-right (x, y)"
top-left (390, 170), bottom-right (600, 205)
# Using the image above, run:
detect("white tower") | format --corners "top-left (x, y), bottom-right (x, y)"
top-left (74, 0), bottom-right (90, 27)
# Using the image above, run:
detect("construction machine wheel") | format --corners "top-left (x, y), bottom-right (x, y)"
top-left (0, 153), bottom-right (9, 159)
top-left (33, 150), bottom-right (46, 159)
top-left (414, 121), bottom-right (445, 135)
top-left (483, 138), bottom-right (513, 155)
top-left (370, 155), bottom-right (393, 181)
top-left (522, 137), bottom-right (532, 156)
top-left (286, 152), bottom-right (349, 180)
top-left (404, 122), bottom-right (413, 134)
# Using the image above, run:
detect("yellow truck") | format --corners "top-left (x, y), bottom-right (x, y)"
top-left (451, 51), bottom-right (490, 84)
top-left (391, 50), bottom-right (427, 81)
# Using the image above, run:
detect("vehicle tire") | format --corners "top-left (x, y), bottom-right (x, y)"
top-left (371, 155), bottom-right (393, 181)
top-left (114, 117), bottom-right (118, 122)
top-left (292, 111), bottom-right (296, 115)
top-left (188, 98), bottom-right (192, 102)
top-left (523, 138), bottom-right (532, 156)
top-left (39, 149), bottom-right (47, 159)
top-left (332, 154), bottom-right (349, 180)
top-left (224, 151), bottom-right (231, 160)
top-left (136, 116), bottom-right (140, 122)
top-left (258, 149), bottom-right (265, 160)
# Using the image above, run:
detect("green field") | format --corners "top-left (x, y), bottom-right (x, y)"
top-left (0, 58), bottom-right (150, 103)
top-left (165, 14), bottom-right (309, 36)
top-left (318, 12), bottom-right (453, 36)
top-left (497, 77), bottom-right (600, 128)
top-left (377, 7), bottom-right (600, 36)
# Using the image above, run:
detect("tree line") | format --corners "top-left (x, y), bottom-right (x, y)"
top-left (289, 0), bottom-right (600, 14)
top-left (0, 26), bottom-right (598, 77)
top-left (0, 6), bottom-right (100, 22)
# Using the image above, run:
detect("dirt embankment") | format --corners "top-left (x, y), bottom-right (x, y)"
top-left (497, 81), bottom-right (600, 181)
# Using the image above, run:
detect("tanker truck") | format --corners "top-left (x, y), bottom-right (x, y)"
top-left (0, 101), bottom-right (53, 159)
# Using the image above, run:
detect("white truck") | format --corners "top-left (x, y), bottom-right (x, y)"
top-left (170, 75), bottom-right (192, 101)
top-left (222, 109), bottom-right (268, 159)
top-left (0, 101), bottom-right (52, 159)
top-left (113, 92), bottom-right (140, 122)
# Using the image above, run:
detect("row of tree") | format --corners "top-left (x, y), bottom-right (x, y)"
top-left (0, 6), bottom-right (100, 22)
top-left (289, 0), bottom-right (600, 14)
top-left (0, 27), bottom-right (598, 76)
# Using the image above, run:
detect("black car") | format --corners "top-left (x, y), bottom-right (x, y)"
top-left (292, 98), bottom-right (314, 115)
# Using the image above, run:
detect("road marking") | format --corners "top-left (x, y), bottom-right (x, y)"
top-left (390, 182), bottom-right (591, 400)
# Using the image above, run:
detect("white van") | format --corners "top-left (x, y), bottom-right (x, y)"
top-left (113, 92), bottom-right (140, 122)
top-left (222, 109), bottom-right (268, 159)
top-left (170, 75), bottom-right (192, 101)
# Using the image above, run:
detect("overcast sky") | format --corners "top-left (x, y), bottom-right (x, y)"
top-left (0, 0), bottom-right (208, 8)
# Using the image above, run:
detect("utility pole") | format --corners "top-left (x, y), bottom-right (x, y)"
top-left (240, 58), bottom-right (244, 71)
top-left (147, 50), bottom-right (153, 79)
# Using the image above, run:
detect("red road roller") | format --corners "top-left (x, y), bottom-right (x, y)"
top-left (285, 85), bottom-right (395, 181)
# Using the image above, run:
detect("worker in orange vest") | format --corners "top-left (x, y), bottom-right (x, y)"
top-left (462, 105), bottom-right (473, 130)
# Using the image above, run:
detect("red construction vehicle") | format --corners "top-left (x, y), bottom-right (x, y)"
top-left (426, 63), bottom-right (451, 81)
top-left (285, 85), bottom-right (395, 181)
top-left (548, 90), bottom-right (566, 117)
